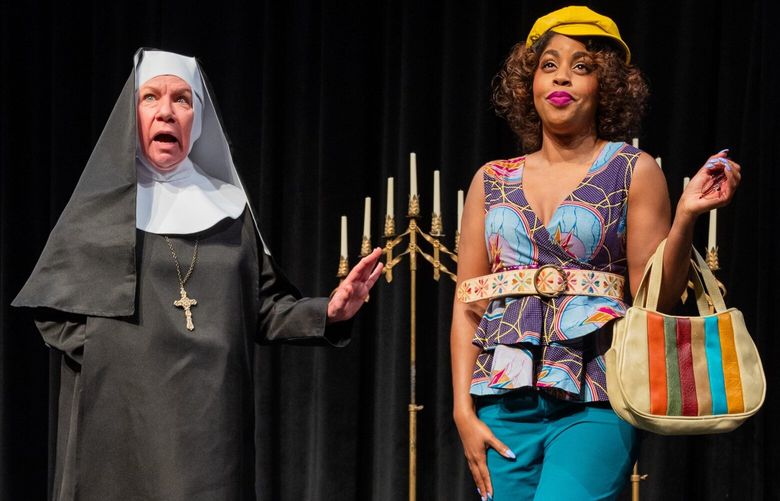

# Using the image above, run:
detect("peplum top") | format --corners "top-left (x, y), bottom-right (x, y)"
top-left (470, 141), bottom-right (640, 401)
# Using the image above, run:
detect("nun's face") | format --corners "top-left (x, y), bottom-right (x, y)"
top-left (137, 75), bottom-right (194, 171)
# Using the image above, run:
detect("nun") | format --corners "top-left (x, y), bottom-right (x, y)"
top-left (13, 48), bottom-right (383, 500)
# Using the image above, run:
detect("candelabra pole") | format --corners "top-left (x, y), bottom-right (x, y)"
top-left (342, 183), bottom-right (459, 501)
top-left (382, 193), bottom-right (457, 501)
top-left (408, 212), bottom-right (421, 501)
top-left (630, 460), bottom-right (649, 501)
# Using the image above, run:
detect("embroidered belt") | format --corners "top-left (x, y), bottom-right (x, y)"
top-left (457, 265), bottom-right (625, 303)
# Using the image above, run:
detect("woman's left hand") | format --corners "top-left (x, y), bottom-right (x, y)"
top-left (678, 149), bottom-right (742, 218)
top-left (327, 247), bottom-right (384, 323)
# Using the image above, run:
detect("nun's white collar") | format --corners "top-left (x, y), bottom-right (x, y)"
top-left (136, 157), bottom-right (247, 235)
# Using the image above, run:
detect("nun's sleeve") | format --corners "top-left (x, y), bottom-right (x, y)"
top-left (256, 250), bottom-right (352, 347)
top-left (32, 309), bottom-right (87, 364)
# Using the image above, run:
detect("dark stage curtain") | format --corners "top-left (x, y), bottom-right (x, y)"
top-left (1, 1), bottom-right (777, 499)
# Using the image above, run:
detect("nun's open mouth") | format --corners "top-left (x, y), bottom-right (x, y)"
top-left (154, 133), bottom-right (179, 144)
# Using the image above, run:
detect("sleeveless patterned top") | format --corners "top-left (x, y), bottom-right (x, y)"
top-left (470, 142), bottom-right (640, 402)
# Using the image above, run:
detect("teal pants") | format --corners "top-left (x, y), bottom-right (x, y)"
top-left (476, 390), bottom-right (637, 501)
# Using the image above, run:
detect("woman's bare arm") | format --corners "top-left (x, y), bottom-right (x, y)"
top-left (626, 150), bottom-right (741, 310)
top-left (451, 169), bottom-right (512, 500)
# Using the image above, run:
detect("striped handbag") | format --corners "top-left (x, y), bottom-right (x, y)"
top-left (605, 239), bottom-right (765, 434)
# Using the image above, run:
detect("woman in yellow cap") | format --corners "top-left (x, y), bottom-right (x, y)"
top-left (450, 6), bottom-right (741, 500)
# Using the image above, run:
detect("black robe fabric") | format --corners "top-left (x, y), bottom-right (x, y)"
top-left (14, 49), bottom-right (348, 500)
top-left (36, 212), bottom-right (340, 501)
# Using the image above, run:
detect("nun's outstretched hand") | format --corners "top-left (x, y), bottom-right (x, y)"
top-left (327, 248), bottom-right (384, 323)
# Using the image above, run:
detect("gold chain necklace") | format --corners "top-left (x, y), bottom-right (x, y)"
top-left (164, 236), bottom-right (199, 331)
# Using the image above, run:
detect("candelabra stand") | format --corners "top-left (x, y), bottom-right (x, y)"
top-left (631, 463), bottom-right (649, 501)
top-left (333, 171), bottom-right (462, 500)
top-left (380, 194), bottom-right (458, 501)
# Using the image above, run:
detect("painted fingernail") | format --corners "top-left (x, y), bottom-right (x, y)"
top-left (505, 448), bottom-right (516, 459)
top-left (488, 494), bottom-right (494, 500)
top-left (718, 148), bottom-right (729, 155)
top-left (708, 158), bottom-right (728, 168)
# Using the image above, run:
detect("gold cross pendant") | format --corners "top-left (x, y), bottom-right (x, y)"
top-left (173, 287), bottom-right (198, 331)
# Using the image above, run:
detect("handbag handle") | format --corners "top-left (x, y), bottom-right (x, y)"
top-left (634, 238), bottom-right (727, 314)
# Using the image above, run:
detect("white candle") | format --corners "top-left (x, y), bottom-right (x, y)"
top-left (410, 152), bottom-right (418, 196)
top-left (433, 170), bottom-right (441, 215)
top-left (340, 215), bottom-right (348, 258)
top-left (708, 210), bottom-right (717, 249)
top-left (386, 177), bottom-right (394, 216)
top-left (632, 138), bottom-right (639, 148)
top-left (683, 177), bottom-right (690, 190)
top-left (656, 157), bottom-right (662, 169)
top-left (363, 197), bottom-right (371, 238)
top-left (457, 190), bottom-right (464, 232)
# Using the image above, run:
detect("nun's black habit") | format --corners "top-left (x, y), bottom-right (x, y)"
top-left (13, 49), bottom-right (346, 501)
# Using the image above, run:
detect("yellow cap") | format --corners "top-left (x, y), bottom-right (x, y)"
top-left (525, 6), bottom-right (631, 63)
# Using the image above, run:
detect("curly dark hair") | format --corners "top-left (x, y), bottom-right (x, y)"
top-left (492, 31), bottom-right (649, 153)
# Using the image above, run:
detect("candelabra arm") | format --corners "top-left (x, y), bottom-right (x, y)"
top-left (416, 246), bottom-right (457, 282)
top-left (387, 250), bottom-right (409, 270)
top-left (383, 242), bottom-right (394, 283)
top-left (433, 239), bottom-right (441, 281)
top-left (383, 231), bottom-right (410, 283)
top-left (417, 226), bottom-right (458, 263)
top-left (387, 232), bottom-right (409, 248)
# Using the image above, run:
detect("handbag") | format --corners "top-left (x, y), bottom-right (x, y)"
top-left (605, 239), bottom-right (765, 435)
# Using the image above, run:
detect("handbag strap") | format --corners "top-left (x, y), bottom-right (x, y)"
top-left (691, 246), bottom-right (728, 312)
top-left (632, 249), bottom-right (655, 308)
top-left (634, 238), bottom-right (727, 313)
top-left (688, 259), bottom-right (716, 314)
top-left (643, 239), bottom-right (667, 310)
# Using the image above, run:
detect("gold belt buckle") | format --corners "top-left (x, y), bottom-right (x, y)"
top-left (533, 264), bottom-right (567, 298)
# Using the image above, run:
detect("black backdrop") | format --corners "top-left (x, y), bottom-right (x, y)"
top-left (1, 1), bottom-right (778, 499)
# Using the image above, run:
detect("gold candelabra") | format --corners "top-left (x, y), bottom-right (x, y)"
top-left (336, 186), bottom-right (459, 501)
top-left (382, 194), bottom-right (458, 501)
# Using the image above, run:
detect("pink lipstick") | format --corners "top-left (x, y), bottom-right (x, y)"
top-left (547, 91), bottom-right (573, 106)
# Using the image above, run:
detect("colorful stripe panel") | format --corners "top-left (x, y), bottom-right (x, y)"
top-left (718, 314), bottom-right (745, 413)
top-left (663, 316), bottom-right (682, 415)
top-left (689, 319), bottom-right (712, 415)
top-left (675, 318), bottom-right (698, 416)
top-left (646, 312), bottom-right (743, 417)
top-left (704, 316), bottom-right (728, 414)
top-left (647, 314), bottom-right (667, 414)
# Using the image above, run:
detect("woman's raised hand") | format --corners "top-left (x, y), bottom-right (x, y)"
top-left (678, 149), bottom-right (742, 217)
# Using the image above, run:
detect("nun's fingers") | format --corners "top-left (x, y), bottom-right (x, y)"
top-left (345, 248), bottom-right (383, 283)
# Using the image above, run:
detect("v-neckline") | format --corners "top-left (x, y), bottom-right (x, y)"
top-left (518, 141), bottom-right (613, 229)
